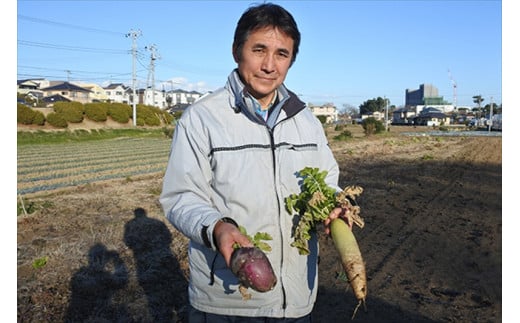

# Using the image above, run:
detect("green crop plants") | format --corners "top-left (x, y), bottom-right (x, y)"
top-left (32, 256), bottom-right (48, 269)
top-left (17, 135), bottom-right (172, 195)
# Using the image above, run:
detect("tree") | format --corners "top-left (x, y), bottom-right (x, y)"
top-left (359, 97), bottom-right (389, 115)
top-left (341, 103), bottom-right (358, 116)
top-left (484, 102), bottom-right (499, 115)
top-left (472, 95), bottom-right (485, 118)
top-left (361, 117), bottom-right (385, 135)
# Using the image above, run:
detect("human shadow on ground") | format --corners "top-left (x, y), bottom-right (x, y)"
top-left (124, 207), bottom-right (189, 322)
top-left (64, 243), bottom-right (129, 322)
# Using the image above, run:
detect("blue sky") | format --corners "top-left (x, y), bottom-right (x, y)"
top-left (16, 0), bottom-right (503, 110)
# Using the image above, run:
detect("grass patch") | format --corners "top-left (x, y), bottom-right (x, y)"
top-left (17, 128), bottom-right (171, 145)
top-left (17, 196), bottom-right (54, 216)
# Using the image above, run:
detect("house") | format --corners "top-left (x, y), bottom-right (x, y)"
top-left (17, 78), bottom-right (50, 93)
top-left (80, 83), bottom-right (109, 102)
top-left (104, 83), bottom-right (129, 104)
top-left (413, 107), bottom-right (450, 126)
top-left (136, 88), bottom-right (168, 109)
top-left (308, 103), bottom-right (338, 123)
top-left (42, 94), bottom-right (71, 104)
top-left (392, 107), bottom-right (417, 125)
top-left (39, 82), bottom-right (92, 104)
top-left (166, 91), bottom-right (211, 114)
top-left (361, 111), bottom-right (385, 122)
top-left (17, 78), bottom-right (211, 110)
top-left (168, 89), bottom-right (203, 107)
top-left (17, 79), bottom-right (40, 94)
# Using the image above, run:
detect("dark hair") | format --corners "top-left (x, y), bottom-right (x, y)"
top-left (233, 3), bottom-right (301, 66)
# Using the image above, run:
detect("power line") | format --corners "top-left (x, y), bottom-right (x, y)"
top-left (18, 40), bottom-right (128, 55)
top-left (17, 65), bottom-right (134, 77)
top-left (18, 14), bottom-right (125, 37)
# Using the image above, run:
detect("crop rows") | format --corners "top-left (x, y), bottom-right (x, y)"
top-left (17, 137), bottom-right (172, 195)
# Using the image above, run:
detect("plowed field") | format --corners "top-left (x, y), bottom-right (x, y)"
top-left (17, 126), bottom-right (502, 322)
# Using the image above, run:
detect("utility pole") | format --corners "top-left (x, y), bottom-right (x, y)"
top-left (384, 96), bottom-right (389, 132)
top-left (448, 69), bottom-right (457, 109)
top-left (145, 44), bottom-right (160, 107)
top-left (126, 29), bottom-right (142, 126)
top-left (488, 96), bottom-right (494, 132)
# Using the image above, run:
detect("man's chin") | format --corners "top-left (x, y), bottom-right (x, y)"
top-left (249, 85), bottom-right (278, 98)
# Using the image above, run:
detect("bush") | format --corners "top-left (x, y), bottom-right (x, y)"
top-left (53, 102), bottom-right (84, 123)
top-left (84, 103), bottom-right (108, 122)
top-left (136, 105), bottom-right (162, 126)
top-left (32, 111), bottom-right (46, 125)
top-left (17, 104), bottom-right (46, 126)
top-left (108, 103), bottom-right (130, 123)
top-left (160, 111), bottom-right (174, 125)
top-left (135, 117), bottom-right (145, 126)
top-left (361, 117), bottom-right (385, 136)
top-left (17, 103), bottom-right (36, 125)
top-left (145, 115), bottom-right (161, 126)
top-left (46, 112), bottom-right (68, 128)
top-left (317, 115), bottom-right (327, 124)
top-left (333, 130), bottom-right (352, 141)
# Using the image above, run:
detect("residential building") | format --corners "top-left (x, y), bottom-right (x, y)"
top-left (308, 103), bottom-right (338, 123)
top-left (39, 82), bottom-right (92, 104)
top-left (414, 107), bottom-right (450, 126)
top-left (392, 107), bottom-right (417, 125)
top-left (104, 83), bottom-right (129, 104)
top-left (17, 80), bottom-right (42, 105)
top-left (136, 88), bottom-right (168, 109)
top-left (17, 78), bottom-right (208, 110)
top-left (81, 83), bottom-right (109, 102)
top-left (168, 89), bottom-right (203, 107)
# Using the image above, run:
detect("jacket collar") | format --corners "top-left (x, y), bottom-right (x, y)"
top-left (226, 69), bottom-right (304, 127)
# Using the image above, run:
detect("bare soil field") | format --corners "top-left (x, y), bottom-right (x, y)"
top-left (17, 125), bottom-right (502, 322)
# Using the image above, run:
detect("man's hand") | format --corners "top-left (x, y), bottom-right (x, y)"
top-left (323, 206), bottom-right (352, 235)
top-left (213, 221), bottom-right (253, 267)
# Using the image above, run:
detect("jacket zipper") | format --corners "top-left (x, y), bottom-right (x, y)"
top-left (267, 126), bottom-right (287, 310)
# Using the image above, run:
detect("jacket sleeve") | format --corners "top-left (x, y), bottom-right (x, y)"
top-left (159, 113), bottom-right (222, 250)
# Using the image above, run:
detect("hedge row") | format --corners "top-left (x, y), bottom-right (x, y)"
top-left (17, 102), bottom-right (174, 128)
top-left (17, 104), bottom-right (45, 126)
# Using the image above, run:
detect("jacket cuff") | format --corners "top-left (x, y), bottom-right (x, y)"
top-left (201, 217), bottom-right (238, 250)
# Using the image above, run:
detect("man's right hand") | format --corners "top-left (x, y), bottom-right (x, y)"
top-left (213, 220), bottom-right (253, 267)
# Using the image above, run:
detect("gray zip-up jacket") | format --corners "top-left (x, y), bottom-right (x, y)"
top-left (159, 70), bottom-right (341, 318)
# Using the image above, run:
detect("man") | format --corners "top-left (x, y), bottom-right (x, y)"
top-left (160, 3), bottom-right (350, 321)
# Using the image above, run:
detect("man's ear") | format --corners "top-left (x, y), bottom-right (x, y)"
top-left (232, 46), bottom-right (240, 63)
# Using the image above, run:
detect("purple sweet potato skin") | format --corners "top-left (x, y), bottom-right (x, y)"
top-left (230, 247), bottom-right (277, 292)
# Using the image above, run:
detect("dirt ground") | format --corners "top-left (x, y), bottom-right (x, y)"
top-left (17, 126), bottom-right (502, 322)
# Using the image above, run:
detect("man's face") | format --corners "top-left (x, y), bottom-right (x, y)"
top-left (234, 26), bottom-right (294, 107)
